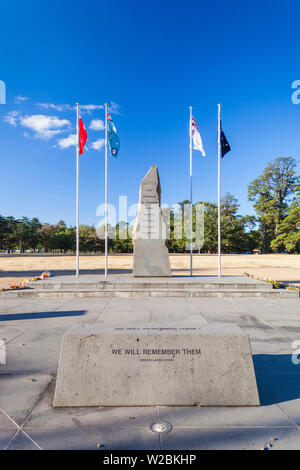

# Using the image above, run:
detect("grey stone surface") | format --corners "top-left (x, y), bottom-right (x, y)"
top-left (160, 427), bottom-right (299, 450)
top-left (30, 273), bottom-right (278, 287)
top-left (0, 410), bottom-right (15, 428)
top-left (267, 429), bottom-right (300, 450)
top-left (0, 430), bottom-right (19, 450)
top-left (0, 373), bottom-right (54, 425)
top-left (2, 274), bottom-right (297, 298)
top-left (258, 373), bottom-right (300, 425)
top-left (6, 431), bottom-right (40, 450)
top-left (24, 427), bottom-right (160, 450)
top-left (159, 402), bottom-right (292, 427)
top-left (1, 295), bottom-right (300, 449)
top-left (133, 166), bottom-right (171, 277)
top-left (53, 323), bottom-right (259, 407)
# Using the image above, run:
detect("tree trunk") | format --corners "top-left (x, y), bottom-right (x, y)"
top-left (263, 224), bottom-right (267, 253)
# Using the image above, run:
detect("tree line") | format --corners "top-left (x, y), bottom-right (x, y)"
top-left (0, 157), bottom-right (299, 254)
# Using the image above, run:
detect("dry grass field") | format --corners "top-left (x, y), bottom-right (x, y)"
top-left (0, 253), bottom-right (299, 289)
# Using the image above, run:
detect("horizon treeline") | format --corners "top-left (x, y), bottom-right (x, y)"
top-left (0, 157), bottom-right (299, 254)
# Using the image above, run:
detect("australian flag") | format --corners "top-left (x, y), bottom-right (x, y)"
top-left (220, 121), bottom-right (231, 158)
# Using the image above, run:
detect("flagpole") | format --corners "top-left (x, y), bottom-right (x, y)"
top-left (104, 103), bottom-right (108, 278)
top-left (76, 103), bottom-right (80, 278)
top-left (217, 103), bottom-right (221, 278)
top-left (189, 106), bottom-right (193, 277)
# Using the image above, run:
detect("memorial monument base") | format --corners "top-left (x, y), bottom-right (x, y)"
top-left (53, 323), bottom-right (260, 407)
top-left (133, 240), bottom-right (172, 277)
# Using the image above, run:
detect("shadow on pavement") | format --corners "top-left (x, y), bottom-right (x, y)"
top-left (0, 310), bottom-right (86, 322)
top-left (253, 354), bottom-right (300, 405)
top-left (0, 269), bottom-right (132, 277)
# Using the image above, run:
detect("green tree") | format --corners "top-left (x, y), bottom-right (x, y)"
top-left (38, 224), bottom-right (56, 252)
top-left (27, 218), bottom-right (42, 252)
top-left (0, 216), bottom-right (17, 252)
top-left (270, 187), bottom-right (300, 253)
top-left (13, 217), bottom-right (32, 253)
top-left (248, 157), bottom-right (299, 252)
top-left (78, 225), bottom-right (100, 253)
top-left (113, 222), bottom-right (133, 253)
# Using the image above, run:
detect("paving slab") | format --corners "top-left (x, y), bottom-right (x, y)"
top-left (251, 342), bottom-right (295, 355)
top-left (158, 401), bottom-right (293, 428)
top-left (269, 429), bottom-right (300, 450)
top-left (6, 430), bottom-right (40, 450)
top-left (25, 427), bottom-right (160, 450)
top-left (150, 311), bottom-right (207, 326)
top-left (160, 427), bottom-right (300, 450)
top-left (0, 409), bottom-right (16, 428)
top-left (0, 294), bottom-right (299, 449)
top-left (253, 353), bottom-right (298, 373)
top-left (24, 375), bottom-right (159, 429)
top-left (0, 430), bottom-right (19, 450)
top-left (0, 373), bottom-right (54, 425)
top-left (258, 372), bottom-right (300, 424)
top-left (0, 325), bottom-right (27, 344)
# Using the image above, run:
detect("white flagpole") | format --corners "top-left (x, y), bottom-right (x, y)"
top-left (189, 106), bottom-right (193, 277)
top-left (76, 103), bottom-right (80, 278)
top-left (217, 103), bottom-right (221, 277)
top-left (104, 103), bottom-right (108, 278)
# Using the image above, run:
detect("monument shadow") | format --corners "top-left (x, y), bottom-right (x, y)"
top-left (253, 354), bottom-right (300, 405)
top-left (0, 310), bottom-right (86, 322)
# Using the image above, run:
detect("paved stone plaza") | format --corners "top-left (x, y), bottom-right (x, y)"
top-left (0, 291), bottom-right (300, 450)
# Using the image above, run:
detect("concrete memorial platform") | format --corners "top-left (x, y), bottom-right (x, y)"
top-left (53, 322), bottom-right (260, 407)
top-left (2, 294), bottom-right (300, 449)
top-left (1, 274), bottom-right (298, 298)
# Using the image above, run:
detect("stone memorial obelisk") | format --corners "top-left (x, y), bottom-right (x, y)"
top-left (133, 165), bottom-right (171, 277)
top-left (53, 167), bottom-right (260, 408)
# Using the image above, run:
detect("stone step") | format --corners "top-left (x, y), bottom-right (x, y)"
top-left (1, 288), bottom-right (298, 299)
top-left (33, 281), bottom-right (274, 291)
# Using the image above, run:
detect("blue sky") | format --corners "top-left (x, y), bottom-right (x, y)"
top-left (0, 0), bottom-right (299, 227)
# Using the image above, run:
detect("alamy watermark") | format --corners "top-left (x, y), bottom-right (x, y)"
top-left (0, 80), bottom-right (6, 104)
top-left (291, 340), bottom-right (300, 365)
top-left (291, 80), bottom-right (300, 104)
top-left (95, 197), bottom-right (205, 251)
top-left (0, 340), bottom-right (6, 365)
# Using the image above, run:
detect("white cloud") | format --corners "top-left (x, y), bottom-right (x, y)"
top-left (36, 102), bottom-right (106, 115)
top-left (19, 114), bottom-right (70, 140)
top-left (91, 138), bottom-right (105, 151)
top-left (108, 101), bottom-right (121, 114)
top-left (3, 110), bottom-right (20, 126)
top-left (57, 134), bottom-right (77, 149)
top-left (36, 103), bottom-right (74, 112)
top-left (15, 95), bottom-right (29, 104)
top-left (80, 104), bottom-right (104, 114)
top-left (89, 119), bottom-right (104, 131)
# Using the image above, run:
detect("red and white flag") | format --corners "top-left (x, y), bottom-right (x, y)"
top-left (191, 117), bottom-right (205, 156)
top-left (78, 112), bottom-right (87, 155)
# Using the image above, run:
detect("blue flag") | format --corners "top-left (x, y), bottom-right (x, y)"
top-left (107, 112), bottom-right (120, 157)
top-left (220, 121), bottom-right (231, 158)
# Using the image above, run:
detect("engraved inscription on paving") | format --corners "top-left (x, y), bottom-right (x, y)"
top-left (110, 327), bottom-right (202, 362)
top-left (110, 347), bottom-right (201, 362)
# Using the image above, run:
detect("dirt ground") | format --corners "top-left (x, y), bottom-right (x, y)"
top-left (0, 253), bottom-right (299, 289)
